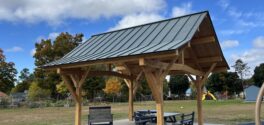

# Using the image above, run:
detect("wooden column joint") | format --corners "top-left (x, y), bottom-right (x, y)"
top-left (57, 67), bottom-right (90, 125)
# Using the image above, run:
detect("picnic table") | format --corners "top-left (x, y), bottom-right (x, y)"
top-left (136, 110), bottom-right (182, 123)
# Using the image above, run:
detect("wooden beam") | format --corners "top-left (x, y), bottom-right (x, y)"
top-left (124, 79), bottom-right (130, 88)
top-left (212, 67), bottom-right (228, 73)
top-left (79, 69), bottom-right (90, 87)
top-left (133, 81), bottom-right (139, 97)
top-left (182, 50), bottom-right (185, 64)
top-left (171, 64), bottom-right (204, 76)
top-left (70, 75), bottom-right (78, 87)
top-left (88, 71), bottom-right (135, 80)
top-left (61, 75), bottom-right (78, 102)
top-left (139, 58), bottom-right (145, 66)
top-left (200, 63), bottom-right (217, 85)
top-left (136, 71), bottom-right (143, 81)
top-left (115, 66), bottom-right (126, 71)
top-left (197, 57), bottom-right (222, 63)
top-left (191, 36), bottom-right (215, 45)
top-left (45, 50), bottom-right (180, 69)
top-left (138, 58), bottom-right (204, 76)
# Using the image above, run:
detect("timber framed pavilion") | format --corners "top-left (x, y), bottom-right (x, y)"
top-left (43, 11), bottom-right (229, 125)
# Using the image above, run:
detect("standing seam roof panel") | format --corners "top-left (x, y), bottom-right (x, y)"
top-left (155, 14), bottom-right (203, 51)
top-left (126, 19), bottom-right (180, 56)
top-left (101, 28), bottom-right (134, 53)
top-left (43, 11), bottom-right (215, 67)
top-left (64, 36), bottom-right (98, 58)
top-left (72, 33), bottom-right (111, 57)
top-left (92, 30), bottom-right (127, 55)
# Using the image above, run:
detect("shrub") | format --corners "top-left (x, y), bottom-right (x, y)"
top-left (28, 82), bottom-right (51, 101)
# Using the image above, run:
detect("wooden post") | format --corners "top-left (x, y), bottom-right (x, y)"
top-left (255, 82), bottom-right (264, 125)
top-left (58, 68), bottom-right (90, 125)
top-left (75, 86), bottom-right (82, 125)
top-left (193, 63), bottom-right (216, 125)
top-left (196, 76), bottom-right (203, 125)
top-left (142, 67), bottom-right (164, 125)
top-left (128, 80), bottom-right (134, 121)
top-left (124, 79), bottom-right (134, 121)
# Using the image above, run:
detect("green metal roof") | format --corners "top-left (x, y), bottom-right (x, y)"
top-left (44, 11), bottom-right (210, 67)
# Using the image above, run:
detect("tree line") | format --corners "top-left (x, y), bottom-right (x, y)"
top-left (1, 32), bottom-right (264, 101)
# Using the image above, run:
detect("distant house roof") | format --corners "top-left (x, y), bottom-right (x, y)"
top-left (0, 91), bottom-right (8, 98)
top-left (43, 11), bottom-right (229, 72)
top-left (10, 92), bottom-right (26, 98)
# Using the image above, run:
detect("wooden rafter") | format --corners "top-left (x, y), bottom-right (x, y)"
top-left (191, 36), bottom-right (215, 45)
top-left (197, 56), bottom-right (222, 63)
top-left (187, 47), bottom-right (202, 70)
top-left (139, 58), bottom-right (204, 76)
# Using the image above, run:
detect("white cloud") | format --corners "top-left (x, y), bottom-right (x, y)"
top-left (218, 0), bottom-right (229, 10)
top-left (109, 13), bottom-right (164, 31)
top-left (30, 48), bottom-right (36, 56)
top-left (253, 36), bottom-right (264, 48)
top-left (109, 2), bottom-right (193, 31)
top-left (218, 0), bottom-right (264, 29)
top-left (48, 32), bottom-right (60, 40)
top-left (0, 0), bottom-right (165, 25)
top-left (36, 32), bottom-right (60, 42)
top-left (221, 40), bottom-right (239, 49)
top-left (229, 36), bottom-right (264, 77)
top-left (220, 29), bottom-right (248, 35)
top-left (5, 46), bottom-right (24, 52)
top-left (171, 2), bottom-right (192, 17)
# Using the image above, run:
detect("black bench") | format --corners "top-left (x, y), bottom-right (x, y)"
top-left (177, 112), bottom-right (195, 125)
top-left (134, 111), bottom-right (156, 125)
top-left (88, 106), bottom-right (113, 125)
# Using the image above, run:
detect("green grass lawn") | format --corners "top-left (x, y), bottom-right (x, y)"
top-left (0, 100), bottom-right (263, 125)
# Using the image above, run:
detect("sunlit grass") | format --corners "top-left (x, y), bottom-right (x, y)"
top-left (0, 100), bottom-right (263, 125)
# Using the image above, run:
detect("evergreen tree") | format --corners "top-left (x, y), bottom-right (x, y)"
top-left (253, 63), bottom-right (264, 87)
top-left (169, 75), bottom-right (189, 97)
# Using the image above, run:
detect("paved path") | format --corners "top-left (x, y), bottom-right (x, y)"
top-left (114, 119), bottom-right (224, 125)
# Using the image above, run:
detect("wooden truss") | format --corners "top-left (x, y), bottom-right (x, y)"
top-left (56, 46), bottom-right (221, 125)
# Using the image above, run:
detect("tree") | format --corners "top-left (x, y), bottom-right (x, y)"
top-left (232, 59), bottom-right (250, 96)
top-left (82, 76), bottom-right (105, 100)
top-left (103, 77), bottom-right (121, 95)
top-left (33, 32), bottom-right (83, 98)
top-left (206, 72), bottom-right (243, 95)
top-left (56, 81), bottom-right (68, 95)
top-left (206, 73), bottom-right (226, 93)
top-left (0, 49), bottom-right (17, 93)
top-left (11, 68), bottom-right (34, 93)
top-left (253, 63), bottom-right (264, 87)
top-left (232, 59), bottom-right (250, 81)
top-left (169, 75), bottom-right (189, 97)
top-left (28, 82), bottom-right (51, 101)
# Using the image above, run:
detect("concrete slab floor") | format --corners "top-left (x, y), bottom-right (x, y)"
top-left (114, 119), bottom-right (224, 125)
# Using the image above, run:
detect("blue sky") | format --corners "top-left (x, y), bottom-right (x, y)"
top-left (0, 0), bottom-right (263, 78)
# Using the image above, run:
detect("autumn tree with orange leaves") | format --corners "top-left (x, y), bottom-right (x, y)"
top-left (103, 77), bottom-right (121, 95)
